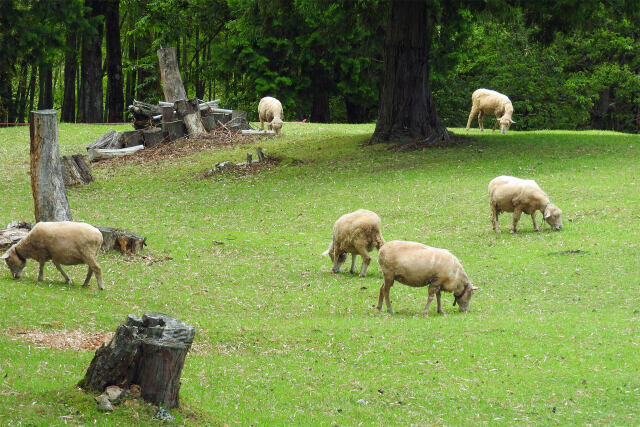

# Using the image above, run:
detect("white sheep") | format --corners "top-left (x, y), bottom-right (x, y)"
top-left (258, 96), bottom-right (284, 135)
top-left (1, 221), bottom-right (105, 289)
top-left (466, 88), bottom-right (515, 134)
top-left (377, 240), bottom-right (478, 315)
top-left (322, 209), bottom-right (385, 277)
top-left (488, 175), bottom-right (563, 233)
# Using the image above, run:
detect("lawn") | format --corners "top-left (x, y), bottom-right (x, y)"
top-left (0, 122), bottom-right (639, 425)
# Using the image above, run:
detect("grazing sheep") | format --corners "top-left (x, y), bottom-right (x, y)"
top-left (377, 240), bottom-right (478, 315)
top-left (488, 175), bottom-right (563, 233)
top-left (258, 96), bottom-right (284, 135)
top-left (322, 209), bottom-right (385, 277)
top-left (1, 221), bottom-right (105, 289)
top-left (466, 89), bottom-right (515, 134)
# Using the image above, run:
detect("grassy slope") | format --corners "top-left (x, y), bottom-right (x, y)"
top-left (0, 123), bottom-right (639, 425)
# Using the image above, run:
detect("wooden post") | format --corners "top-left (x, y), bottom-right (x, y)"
top-left (79, 313), bottom-right (195, 409)
top-left (246, 152), bottom-right (253, 165)
top-left (257, 147), bottom-right (265, 162)
top-left (157, 48), bottom-right (187, 102)
top-left (175, 98), bottom-right (206, 136)
top-left (29, 110), bottom-right (72, 222)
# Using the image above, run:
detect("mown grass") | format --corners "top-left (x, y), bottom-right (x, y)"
top-left (0, 122), bottom-right (639, 425)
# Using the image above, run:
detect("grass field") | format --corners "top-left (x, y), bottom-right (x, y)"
top-left (0, 122), bottom-right (639, 425)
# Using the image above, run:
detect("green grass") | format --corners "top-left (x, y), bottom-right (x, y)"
top-left (0, 122), bottom-right (639, 425)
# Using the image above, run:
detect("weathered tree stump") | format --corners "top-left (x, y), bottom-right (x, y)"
top-left (97, 227), bottom-right (146, 254)
top-left (257, 147), bottom-right (265, 162)
top-left (120, 130), bottom-right (144, 148)
top-left (30, 109), bottom-right (73, 222)
top-left (142, 128), bottom-right (164, 147)
top-left (61, 154), bottom-right (94, 186)
top-left (0, 222), bottom-right (32, 251)
top-left (201, 115), bottom-right (217, 132)
top-left (79, 313), bottom-right (195, 409)
top-left (157, 48), bottom-right (187, 102)
top-left (87, 130), bottom-right (123, 150)
top-left (213, 112), bottom-right (231, 124)
top-left (175, 98), bottom-right (206, 136)
top-left (161, 106), bottom-right (176, 122)
top-left (162, 120), bottom-right (185, 142)
top-left (229, 110), bottom-right (251, 130)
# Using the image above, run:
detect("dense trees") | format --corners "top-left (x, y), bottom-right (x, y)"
top-left (0, 0), bottom-right (637, 135)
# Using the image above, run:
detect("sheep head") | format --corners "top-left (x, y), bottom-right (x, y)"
top-left (543, 204), bottom-right (563, 231)
top-left (498, 116), bottom-right (515, 134)
top-left (1, 246), bottom-right (26, 279)
top-left (453, 284), bottom-right (479, 312)
top-left (270, 118), bottom-right (283, 135)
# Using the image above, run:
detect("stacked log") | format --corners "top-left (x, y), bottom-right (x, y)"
top-left (61, 154), bottom-right (94, 186)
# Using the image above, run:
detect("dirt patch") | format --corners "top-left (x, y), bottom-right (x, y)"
top-left (386, 132), bottom-right (476, 151)
top-left (4, 327), bottom-right (114, 351)
top-left (122, 252), bottom-right (173, 265)
top-left (92, 126), bottom-right (256, 168)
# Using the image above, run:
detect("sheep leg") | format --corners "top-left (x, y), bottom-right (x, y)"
top-left (492, 119), bottom-right (498, 133)
top-left (378, 275), bottom-right (395, 313)
top-left (511, 208), bottom-right (522, 233)
top-left (436, 290), bottom-right (444, 315)
top-left (422, 287), bottom-right (437, 316)
top-left (54, 262), bottom-right (72, 284)
top-left (532, 211), bottom-right (540, 232)
top-left (466, 106), bottom-right (478, 131)
top-left (37, 262), bottom-right (45, 282)
top-left (259, 118), bottom-right (265, 130)
top-left (350, 254), bottom-right (358, 274)
top-left (358, 252), bottom-right (371, 278)
top-left (478, 111), bottom-right (484, 131)
top-left (491, 203), bottom-right (501, 233)
top-left (85, 257), bottom-right (104, 290)
top-left (83, 267), bottom-right (93, 287)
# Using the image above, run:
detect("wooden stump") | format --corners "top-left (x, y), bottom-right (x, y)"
top-left (162, 106), bottom-right (176, 122)
top-left (175, 98), bottom-right (206, 136)
top-left (87, 130), bottom-right (122, 150)
top-left (229, 110), bottom-right (251, 130)
top-left (157, 48), bottom-right (187, 102)
top-left (120, 130), bottom-right (144, 148)
top-left (61, 154), bottom-right (94, 186)
top-left (142, 128), bottom-right (164, 147)
top-left (162, 121), bottom-right (185, 142)
top-left (201, 115), bottom-right (217, 131)
top-left (79, 313), bottom-right (195, 409)
top-left (29, 110), bottom-right (73, 222)
top-left (212, 112), bottom-right (231, 124)
top-left (97, 227), bottom-right (146, 254)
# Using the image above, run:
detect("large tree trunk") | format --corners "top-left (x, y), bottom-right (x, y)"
top-left (310, 90), bottom-right (330, 123)
top-left (157, 48), bottom-right (187, 102)
top-left (370, 0), bottom-right (448, 144)
top-left (29, 110), bottom-right (73, 223)
top-left (105, 0), bottom-right (124, 122)
top-left (78, 0), bottom-right (105, 123)
top-left (345, 98), bottom-right (369, 124)
top-left (37, 64), bottom-right (53, 110)
top-left (61, 32), bottom-right (78, 123)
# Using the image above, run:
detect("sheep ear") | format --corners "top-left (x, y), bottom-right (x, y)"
top-left (321, 248), bottom-right (330, 256)
top-left (471, 285), bottom-right (480, 290)
top-left (1, 251), bottom-right (9, 259)
top-left (496, 116), bottom-right (503, 120)
top-left (510, 119), bottom-right (516, 124)
top-left (544, 210), bottom-right (551, 219)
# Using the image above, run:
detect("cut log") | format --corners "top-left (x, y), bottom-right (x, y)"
top-left (212, 112), bottom-right (231, 124)
top-left (142, 127), bottom-right (164, 147)
top-left (78, 313), bottom-right (195, 409)
top-left (157, 48), bottom-right (187, 102)
top-left (119, 130), bottom-right (144, 148)
top-left (211, 108), bottom-right (233, 114)
top-left (30, 110), bottom-right (73, 223)
top-left (128, 101), bottom-right (162, 129)
top-left (0, 222), bottom-right (32, 251)
top-left (201, 115), bottom-right (217, 132)
top-left (97, 226), bottom-right (146, 254)
top-left (257, 147), bottom-right (265, 162)
top-left (88, 145), bottom-right (144, 162)
top-left (161, 106), bottom-right (175, 123)
top-left (175, 98), bottom-right (206, 136)
top-left (87, 130), bottom-right (122, 150)
top-left (162, 120), bottom-right (186, 142)
top-left (246, 152), bottom-right (252, 165)
top-left (240, 129), bottom-right (276, 136)
top-left (228, 110), bottom-right (251, 130)
top-left (61, 154), bottom-right (94, 186)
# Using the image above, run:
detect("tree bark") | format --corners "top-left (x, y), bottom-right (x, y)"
top-left (345, 98), bottom-right (369, 124)
top-left (105, 0), bottom-right (124, 122)
top-left (78, 313), bottom-right (195, 409)
top-left (96, 227), bottom-right (146, 254)
top-left (78, 0), bottom-right (105, 123)
top-left (370, 0), bottom-right (448, 145)
top-left (29, 110), bottom-right (73, 223)
top-left (310, 90), bottom-right (330, 123)
top-left (157, 48), bottom-right (187, 102)
top-left (37, 64), bottom-right (53, 110)
top-left (62, 31), bottom-right (78, 122)
top-left (175, 98), bottom-right (206, 136)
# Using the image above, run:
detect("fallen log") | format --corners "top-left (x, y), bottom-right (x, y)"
top-left (61, 154), bottom-right (94, 186)
top-left (87, 130), bottom-right (122, 150)
top-left (78, 313), bottom-right (195, 409)
top-left (88, 145), bottom-right (144, 162)
top-left (97, 227), bottom-right (146, 254)
top-left (240, 129), bottom-right (276, 136)
top-left (0, 222), bottom-right (32, 251)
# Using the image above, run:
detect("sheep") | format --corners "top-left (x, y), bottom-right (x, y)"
top-left (1, 221), bottom-right (105, 289)
top-left (488, 175), bottom-right (563, 233)
top-left (466, 89), bottom-right (515, 134)
top-left (322, 209), bottom-right (385, 277)
top-left (258, 96), bottom-right (284, 135)
top-left (377, 240), bottom-right (478, 315)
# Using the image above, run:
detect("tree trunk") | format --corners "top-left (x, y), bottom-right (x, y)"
top-left (29, 110), bottom-right (73, 223)
top-left (370, 0), bottom-right (448, 145)
top-left (17, 65), bottom-right (35, 123)
top-left (79, 0), bottom-right (105, 123)
top-left (78, 313), bottom-right (195, 409)
top-left (62, 32), bottom-right (78, 122)
top-left (105, 0), bottom-right (124, 122)
top-left (28, 66), bottom-right (37, 114)
top-left (345, 98), bottom-right (369, 124)
top-left (157, 48), bottom-right (187, 102)
top-left (175, 98), bottom-right (206, 136)
top-left (310, 90), bottom-right (330, 122)
top-left (37, 64), bottom-right (53, 110)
